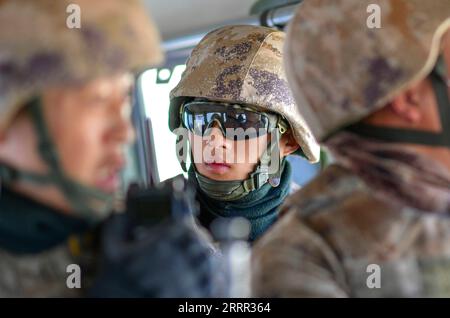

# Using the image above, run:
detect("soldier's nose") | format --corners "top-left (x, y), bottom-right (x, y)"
top-left (205, 120), bottom-right (231, 149)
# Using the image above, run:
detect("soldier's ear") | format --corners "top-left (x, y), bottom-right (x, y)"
top-left (389, 85), bottom-right (422, 124)
top-left (280, 130), bottom-right (299, 157)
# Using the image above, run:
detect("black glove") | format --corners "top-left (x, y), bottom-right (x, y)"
top-left (89, 213), bottom-right (226, 298)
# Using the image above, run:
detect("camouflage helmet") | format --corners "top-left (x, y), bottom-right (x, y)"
top-left (169, 25), bottom-right (320, 163)
top-left (0, 0), bottom-right (163, 132)
top-left (285, 0), bottom-right (450, 142)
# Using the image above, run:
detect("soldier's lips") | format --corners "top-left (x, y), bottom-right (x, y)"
top-left (94, 170), bottom-right (121, 193)
top-left (94, 158), bottom-right (125, 193)
top-left (204, 162), bottom-right (231, 174)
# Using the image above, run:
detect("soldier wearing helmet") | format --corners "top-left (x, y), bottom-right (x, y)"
top-left (168, 25), bottom-right (320, 242)
top-left (252, 0), bottom-right (450, 297)
top-left (0, 0), bottom-right (221, 297)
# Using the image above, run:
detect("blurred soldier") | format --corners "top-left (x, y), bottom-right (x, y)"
top-left (0, 0), bottom-right (220, 297)
top-left (252, 0), bottom-right (450, 297)
top-left (169, 25), bottom-right (320, 242)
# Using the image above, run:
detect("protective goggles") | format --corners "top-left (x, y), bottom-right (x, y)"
top-left (181, 101), bottom-right (288, 140)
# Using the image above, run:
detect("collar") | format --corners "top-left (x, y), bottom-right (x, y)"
top-left (0, 186), bottom-right (91, 254)
top-left (189, 160), bottom-right (292, 241)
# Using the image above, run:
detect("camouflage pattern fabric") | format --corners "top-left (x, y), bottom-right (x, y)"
top-left (0, 236), bottom-right (97, 297)
top-left (326, 132), bottom-right (450, 214)
top-left (252, 161), bottom-right (450, 297)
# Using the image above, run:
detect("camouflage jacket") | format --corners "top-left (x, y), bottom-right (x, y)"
top-left (0, 237), bottom-right (97, 297)
top-left (251, 164), bottom-right (450, 297)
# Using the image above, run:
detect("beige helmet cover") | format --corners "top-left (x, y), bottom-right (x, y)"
top-left (285, 0), bottom-right (450, 142)
top-left (169, 25), bottom-right (320, 163)
top-left (0, 0), bottom-right (163, 132)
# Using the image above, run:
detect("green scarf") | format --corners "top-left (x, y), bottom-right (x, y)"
top-left (189, 160), bottom-right (292, 242)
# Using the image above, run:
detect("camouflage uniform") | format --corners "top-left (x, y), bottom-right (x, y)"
top-left (253, 163), bottom-right (450, 297)
top-left (252, 0), bottom-right (450, 297)
top-left (0, 0), bottom-right (161, 297)
top-left (0, 235), bottom-right (97, 297)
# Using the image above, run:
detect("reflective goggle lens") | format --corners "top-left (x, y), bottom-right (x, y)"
top-left (182, 102), bottom-right (273, 140)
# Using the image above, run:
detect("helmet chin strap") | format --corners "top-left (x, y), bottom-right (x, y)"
top-left (0, 98), bottom-right (114, 223)
top-left (181, 130), bottom-right (284, 202)
top-left (345, 56), bottom-right (450, 148)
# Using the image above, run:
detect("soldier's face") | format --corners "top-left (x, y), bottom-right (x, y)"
top-left (0, 73), bottom-right (134, 212)
top-left (190, 127), bottom-right (268, 181)
top-left (190, 127), bottom-right (297, 181)
top-left (41, 74), bottom-right (135, 194)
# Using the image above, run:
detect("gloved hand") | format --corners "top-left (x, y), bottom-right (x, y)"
top-left (89, 213), bottom-right (227, 298)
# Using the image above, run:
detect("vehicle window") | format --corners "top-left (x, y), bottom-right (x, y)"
top-left (139, 65), bottom-right (187, 182)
